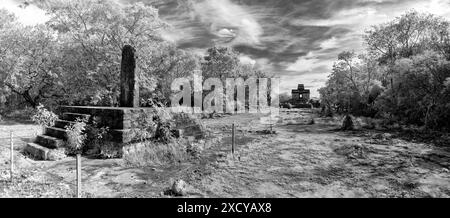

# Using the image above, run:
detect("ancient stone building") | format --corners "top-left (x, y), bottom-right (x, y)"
top-left (291, 84), bottom-right (310, 104)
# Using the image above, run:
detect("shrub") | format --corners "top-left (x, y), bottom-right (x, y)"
top-left (154, 120), bottom-right (174, 143)
top-left (31, 104), bottom-right (58, 127)
top-left (130, 99), bottom-right (175, 143)
top-left (71, 116), bottom-right (125, 159)
top-left (341, 115), bottom-right (354, 131)
top-left (97, 142), bottom-right (123, 159)
top-left (65, 118), bottom-right (87, 154)
top-left (186, 140), bottom-right (204, 159)
top-left (153, 104), bottom-right (175, 143)
top-left (84, 118), bottom-right (111, 148)
top-left (362, 117), bottom-right (376, 129)
top-left (129, 110), bottom-right (158, 142)
top-left (173, 112), bottom-right (206, 139)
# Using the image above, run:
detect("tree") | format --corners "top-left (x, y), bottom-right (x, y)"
top-left (321, 11), bottom-right (450, 130)
top-left (375, 51), bottom-right (450, 128)
top-left (319, 51), bottom-right (381, 115)
top-left (145, 43), bottom-right (201, 105)
top-left (364, 10), bottom-right (450, 88)
top-left (41, 0), bottom-right (167, 106)
top-left (278, 92), bottom-right (291, 104)
top-left (0, 11), bottom-right (62, 108)
top-left (202, 46), bottom-right (241, 80)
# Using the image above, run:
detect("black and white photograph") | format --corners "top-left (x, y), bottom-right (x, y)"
top-left (0, 0), bottom-right (449, 205)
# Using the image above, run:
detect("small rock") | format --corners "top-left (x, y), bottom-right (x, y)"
top-left (48, 149), bottom-right (67, 161)
top-left (382, 133), bottom-right (393, 139)
top-left (172, 179), bottom-right (187, 196)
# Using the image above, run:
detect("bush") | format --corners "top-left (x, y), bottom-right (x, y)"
top-left (65, 118), bottom-right (87, 154)
top-left (130, 98), bottom-right (175, 143)
top-left (83, 118), bottom-right (116, 156)
top-left (97, 142), bottom-right (123, 159)
top-left (129, 110), bottom-right (158, 142)
top-left (173, 112), bottom-right (206, 139)
top-left (361, 117), bottom-right (376, 129)
top-left (31, 104), bottom-right (58, 127)
top-left (341, 115), bottom-right (354, 131)
top-left (65, 116), bottom-right (122, 159)
top-left (154, 120), bottom-right (174, 143)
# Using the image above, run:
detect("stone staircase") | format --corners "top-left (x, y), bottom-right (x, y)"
top-left (23, 105), bottom-right (206, 161)
top-left (24, 112), bottom-right (90, 161)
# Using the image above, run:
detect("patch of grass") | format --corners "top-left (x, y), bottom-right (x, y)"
top-left (1, 107), bottom-right (35, 123)
top-left (122, 140), bottom-right (187, 167)
top-left (395, 128), bottom-right (450, 147)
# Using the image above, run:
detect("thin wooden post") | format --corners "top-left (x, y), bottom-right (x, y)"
top-left (269, 110), bottom-right (272, 133)
top-left (10, 131), bottom-right (13, 182)
top-left (76, 154), bottom-right (81, 198)
top-left (232, 124), bottom-right (236, 156)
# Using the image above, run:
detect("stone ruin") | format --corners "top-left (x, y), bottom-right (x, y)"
top-left (288, 84), bottom-right (312, 108)
top-left (25, 45), bottom-right (204, 160)
top-left (291, 84), bottom-right (310, 104)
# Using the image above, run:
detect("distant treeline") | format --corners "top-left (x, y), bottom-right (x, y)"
top-left (319, 11), bottom-right (450, 131)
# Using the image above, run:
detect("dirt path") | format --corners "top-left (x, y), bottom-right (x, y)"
top-left (190, 110), bottom-right (450, 198)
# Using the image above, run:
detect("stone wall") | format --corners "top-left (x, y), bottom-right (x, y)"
top-left (59, 106), bottom-right (205, 143)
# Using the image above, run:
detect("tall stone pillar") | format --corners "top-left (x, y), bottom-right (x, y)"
top-left (120, 45), bottom-right (140, 107)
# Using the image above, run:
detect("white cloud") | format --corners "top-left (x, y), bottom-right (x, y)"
top-left (239, 55), bottom-right (256, 66)
top-left (0, 0), bottom-right (48, 26)
top-left (290, 7), bottom-right (389, 28)
top-left (192, 0), bottom-right (263, 46)
top-left (287, 52), bottom-right (332, 72)
top-left (319, 37), bottom-right (339, 50)
top-left (408, 0), bottom-right (450, 17)
top-left (216, 28), bottom-right (237, 38)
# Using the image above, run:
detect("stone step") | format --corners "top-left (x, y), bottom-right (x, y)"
top-left (62, 112), bottom-right (90, 122)
top-left (54, 119), bottom-right (75, 129)
top-left (45, 127), bottom-right (67, 140)
top-left (24, 143), bottom-right (52, 160)
top-left (24, 143), bottom-right (66, 161)
top-left (36, 134), bottom-right (65, 149)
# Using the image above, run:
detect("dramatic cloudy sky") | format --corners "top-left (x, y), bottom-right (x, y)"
top-left (2, 0), bottom-right (450, 97)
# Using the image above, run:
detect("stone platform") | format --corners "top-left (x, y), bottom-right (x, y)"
top-left (24, 106), bottom-right (155, 160)
top-left (25, 105), bottom-right (206, 160)
top-left (59, 106), bottom-right (158, 143)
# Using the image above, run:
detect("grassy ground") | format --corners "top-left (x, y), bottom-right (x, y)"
top-left (0, 110), bottom-right (449, 198)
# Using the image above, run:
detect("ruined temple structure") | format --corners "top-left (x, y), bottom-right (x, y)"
top-left (291, 84), bottom-right (310, 105)
top-left (24, 45), bottom-right (202, 160)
